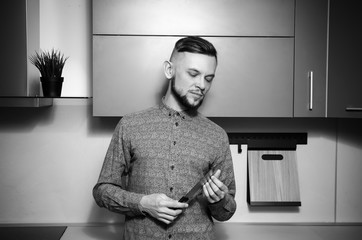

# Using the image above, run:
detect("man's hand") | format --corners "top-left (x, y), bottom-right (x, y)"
top-left (139, 194), bottom-right (188, 224)
top-left (202, 169), bottom-right (229, 204)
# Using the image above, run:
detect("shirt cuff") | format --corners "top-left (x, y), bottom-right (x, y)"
top-left (129, 192), bottom-right (146, 216)
top-left (208, 193), bottom-right (235, 213)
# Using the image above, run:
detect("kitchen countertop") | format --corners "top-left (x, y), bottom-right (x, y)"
top-left (60, 223), bottom-right (362, 240)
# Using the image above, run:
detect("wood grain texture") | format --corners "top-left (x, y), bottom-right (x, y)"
top-left (248, 150), bottom-right (300, 204)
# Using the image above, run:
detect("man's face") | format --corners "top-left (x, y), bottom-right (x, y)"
top-left (170, 52), bottom-right (217, 110)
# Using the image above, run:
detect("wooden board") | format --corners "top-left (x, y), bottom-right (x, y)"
top-left (248, 150), bottom-right (301, 206)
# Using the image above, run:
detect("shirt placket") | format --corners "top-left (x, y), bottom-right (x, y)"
top-left (168, 112), bottom-right (183, 199)
top-left (166, 112), bottom-right (183, 240)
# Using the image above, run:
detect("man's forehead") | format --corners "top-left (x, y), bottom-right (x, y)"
top-left (173, 52), bottom-right (217, 66)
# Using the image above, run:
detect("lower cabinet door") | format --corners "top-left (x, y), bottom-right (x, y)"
top-left (93, 36), bottom-right (293, 117)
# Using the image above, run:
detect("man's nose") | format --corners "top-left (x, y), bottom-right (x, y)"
top-left (195, 76), bottom-right (206, 91)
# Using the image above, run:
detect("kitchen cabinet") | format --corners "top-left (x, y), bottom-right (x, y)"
top-left (93, 0), bottom-right (294, 37)
top-left (92, 0), bottom-right (295, 117)
top-left (0, 0), bottom-right (39, 97)
top-left (327, 0), bottom-right (362, 118)
top-left (0, 1), bottom-right (51, 107)
top-left (93, 36), bottom-right (294, 117)
top-left (293, 0), bottom-right (328, 117)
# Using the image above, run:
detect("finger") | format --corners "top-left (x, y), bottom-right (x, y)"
top-left (209, 179), bottom-right (227, 200)
top-left (166, 200), bottom-right (188, 209)
top-left (158, 211), bottom-right (177, 221)
top-left (204, 182), bottom-right (219, 203)
top-left (163, 207), bottom-right (184, 217)
top-left (159, 217), bottom-right (172, 225)
top-left (207, 178), bottom-right (219, 192)
top-left (211, 175), bottom-right (228, 192)
top-left (203, 184), bottom-right (214, 203)
top-left (208, 181), bottom-right (222, 201)
top-left (158, 208), bottom-right (184, 224)
top-left (212, 169), bottom-right (221, 179)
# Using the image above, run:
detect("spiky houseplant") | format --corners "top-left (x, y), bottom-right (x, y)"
top-left (29, 49), bottom-right (69, 97)
top-left (29, 49), bottom-right (68, 78)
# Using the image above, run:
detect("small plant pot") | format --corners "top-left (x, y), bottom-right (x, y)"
top-left (41, 77), bottom-right (64, 97)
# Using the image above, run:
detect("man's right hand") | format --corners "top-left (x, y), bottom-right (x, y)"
top-left (139, 193), bottom-right (188, 224)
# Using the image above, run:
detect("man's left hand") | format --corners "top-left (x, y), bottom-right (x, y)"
top-left (202, 169), bottom-right (229, 203)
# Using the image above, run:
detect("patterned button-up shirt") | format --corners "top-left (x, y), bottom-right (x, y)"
top-left (93, 100), bottom-right (236, 240)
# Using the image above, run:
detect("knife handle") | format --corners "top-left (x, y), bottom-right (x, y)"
top-left (179, 196), bottom-right (189, 203)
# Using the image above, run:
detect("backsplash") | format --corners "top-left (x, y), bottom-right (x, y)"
top-left (1, 99), bottom-right (361, 224)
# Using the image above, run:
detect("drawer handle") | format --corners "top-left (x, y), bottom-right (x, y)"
top-left (308, 71), bottom-right (314, 111)
top-left (346, 107), bottom-right (362, 111)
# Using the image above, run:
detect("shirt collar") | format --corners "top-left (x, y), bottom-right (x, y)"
top-left (159, 97), bottom-right (197, 121)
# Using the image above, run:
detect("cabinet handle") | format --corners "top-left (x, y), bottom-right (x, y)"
top-left (345, 107), bottom-right (362, 111)
top-left (308, 71), bottom-right (314, 110)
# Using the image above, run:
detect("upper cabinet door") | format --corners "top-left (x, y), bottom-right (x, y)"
top-left (0, 0), bottom-right (40, 97)
top-left (93, 0), bottom-right (294, 36)
top-left (93, 36), bottom-right (294, 117)
top-left (199, 38), bottom-right (294, 117)
top-left (293, 0), bottom-right (328, 117)
top-left (327, 0), bottom-right (362, 118)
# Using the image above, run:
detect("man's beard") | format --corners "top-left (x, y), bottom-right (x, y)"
top-left (171, 78), bottom-right (203, 110)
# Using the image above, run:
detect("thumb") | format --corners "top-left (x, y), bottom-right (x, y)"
top-left (161, 195), bottom-right (188, 209)
top-left (213, 169), bottom-right (221, 179)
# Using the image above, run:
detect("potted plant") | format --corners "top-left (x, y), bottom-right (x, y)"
top-left (29, 49), bottom-right (69, 97)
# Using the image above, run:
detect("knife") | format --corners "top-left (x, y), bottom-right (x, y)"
top-left (179, 168), bottom-right (215, 204)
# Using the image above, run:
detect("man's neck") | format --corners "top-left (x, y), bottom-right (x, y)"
top-left (163, 91), bottom-right (187, 112)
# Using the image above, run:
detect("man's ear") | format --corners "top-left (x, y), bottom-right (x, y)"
top-left (163, 60), bottom-right (174, 79)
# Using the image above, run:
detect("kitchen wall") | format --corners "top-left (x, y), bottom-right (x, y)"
top-left (0, 0), bottom-right (361, 225)
top-left (40, 0), bottom-right (92, 97)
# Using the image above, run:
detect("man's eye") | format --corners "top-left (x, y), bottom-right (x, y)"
top-left (189, 72), bottom-right (198, 77)
top-left (205, 76), bottom-right (214, 82)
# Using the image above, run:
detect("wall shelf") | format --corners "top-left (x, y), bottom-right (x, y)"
top-left (0, 97), bottom-right (53, 108)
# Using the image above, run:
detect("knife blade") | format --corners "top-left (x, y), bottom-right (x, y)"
top-left (179, 168), bottom-right (215, 204)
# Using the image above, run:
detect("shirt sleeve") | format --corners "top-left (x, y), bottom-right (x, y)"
top-left (208, 131), bottom-right (237, 221)
top-left (92, 119), bottom-right (145, 216)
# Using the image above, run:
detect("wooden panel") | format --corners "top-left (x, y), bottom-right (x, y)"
top-left (93, 0), bottom-right (294, 36)
top-left (248, 150), bottom-right (301, 205)
top-left (93, 36), bottom-right (294, 117)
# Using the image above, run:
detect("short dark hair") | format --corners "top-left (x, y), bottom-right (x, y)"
top-left (170, 36), bottom-right (217, 62)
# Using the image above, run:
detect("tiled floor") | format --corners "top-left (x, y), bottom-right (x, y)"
top-left (60, 223), bottom-right (362, 240)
